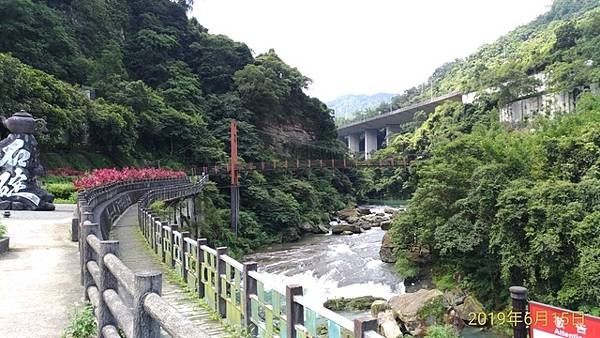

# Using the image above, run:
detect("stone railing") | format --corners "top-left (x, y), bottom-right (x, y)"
top-left (80, 220), bottom-right (206, 338)
top-left (76, 177), bottom-right (188, 240)
top-left (138, 176), bottom-right (384, 338)
top-left (76, 177), bottom-right (210, 338)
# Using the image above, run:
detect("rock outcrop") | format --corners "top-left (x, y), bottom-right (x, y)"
top-left (389, 289), bottom-right (444, 336)
top-left (454, 295), bottom-right (484, 323)
top-left (379, 232), bottom-right (397, 263)
top-left (378, 310), bottom-right (402, 338)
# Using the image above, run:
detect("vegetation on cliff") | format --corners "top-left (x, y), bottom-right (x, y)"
top-left (0, 0), bottom-right (367, 252)
top-left (338, 0), bottom-right (600, 128)
top-left (380, 0), bottom-right (600, 313)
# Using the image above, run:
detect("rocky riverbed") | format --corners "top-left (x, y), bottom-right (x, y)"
top-left (244, 205), bottom-right (406, 305)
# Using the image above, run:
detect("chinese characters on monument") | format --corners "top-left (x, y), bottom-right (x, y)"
top-left (0, 111), bottom-right (54, 210)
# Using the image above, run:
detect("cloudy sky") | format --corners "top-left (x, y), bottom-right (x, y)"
top-left (192, 0), bottom-right (553, 102)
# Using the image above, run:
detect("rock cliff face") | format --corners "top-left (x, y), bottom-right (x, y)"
top-left (0, 111), bottom-right (54, 210)
top-left (380, 232), bottom-right (397, 263)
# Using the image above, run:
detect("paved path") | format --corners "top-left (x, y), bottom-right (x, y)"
top-left (0, 204), bottom-right (82, 338)
top-left (112, 205), bottom-right (230, 338)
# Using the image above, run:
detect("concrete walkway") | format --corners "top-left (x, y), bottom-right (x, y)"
top-left (0, 204), bottom-right (82, 338)
top-left (112, 205), bottom-right (230, 338)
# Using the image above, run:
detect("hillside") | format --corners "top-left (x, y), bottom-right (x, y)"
top-left (0, 0), bottom-right (343, 166)
top-left (369, 0), bottom-right (600, 314)
top-left (0, 0), bottom-right (367, 254)
top-left (327, 93), bottom-right (395, 119)
top-left (371, 0), bottom-right (600, 115)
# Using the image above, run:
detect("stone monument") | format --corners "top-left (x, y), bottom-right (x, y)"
top-left (0, 110), bottom-right (54, 210)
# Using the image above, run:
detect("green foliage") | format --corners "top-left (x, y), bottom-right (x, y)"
top-left (391, 93), bottom-right (600, 310)
top-left (418, 296), bottom-right (446, 324)
top-left (45, 182), bottom-right (77, 204)
top-left (364, 2), bottom-right (600, 117)
top-left (62, 302), bottom-right (96, 338)
top-left (425, 324), bottom-right (459, 338)
top-left (0, 223), bottom-right (6, 238)
top-left (0, 0), bottom-right (361, 254)
top-left (149, 201), bottom-right (169, 219)
top-left (323, 296), bottom-right (385, 312)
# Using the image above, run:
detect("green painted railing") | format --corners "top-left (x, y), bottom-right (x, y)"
top-left (137, 176), bottom-right (384, 338)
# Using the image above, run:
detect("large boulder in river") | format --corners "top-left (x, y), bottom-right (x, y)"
top-left (454, 295), bottom-right (484, 324)
top-left (380, 220), bottom-right (393, 230)
top-left (337, 208), bottom-right (358, 220)
top-left (371, 300), bottom-right (391, 317)
top-left (347, 216), bottom-right (359, 224)
top-left (384, 207), bottom-right (398, 215)
top-left (359, 222), bottom-right (372, 230)
top-left (379, 232), bottom-right (397, 263)
top-left (378, 310), bottom-right (402, 338)
top-left (332, 223), bottom-right (361, 234)
top-left (358, 207), bottom-right (372, 215)
top-left (389, 289), bottom-right (444, 336)
top-left (316, 224), bottom-right (330, 234)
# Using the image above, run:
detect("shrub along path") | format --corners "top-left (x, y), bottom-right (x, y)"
top-left (0, 205), bottom-right (81, 338)
top-left (111, 205), bottom-right (230, 338)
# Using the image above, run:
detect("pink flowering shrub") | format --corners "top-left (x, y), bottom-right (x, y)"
top-left (74, 167), bottom-right (186, 191)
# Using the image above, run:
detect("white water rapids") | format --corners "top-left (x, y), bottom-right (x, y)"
top-left (244, 206), bottom-right (405, 308)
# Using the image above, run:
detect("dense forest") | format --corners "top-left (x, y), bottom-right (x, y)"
top-left (0, 0), bottom-right (370, 253)
top-left (2, 0), bottom-right (600, 315)
top-left (376, 0), bottom-right (600, 314)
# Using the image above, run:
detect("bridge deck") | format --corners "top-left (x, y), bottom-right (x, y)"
top-left (111, 205), bottom-right (230, 338)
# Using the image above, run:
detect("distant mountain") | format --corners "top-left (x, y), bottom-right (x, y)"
top-left (327, 93), bottom-right (396, 119)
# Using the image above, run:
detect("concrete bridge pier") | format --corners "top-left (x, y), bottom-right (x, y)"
top-left (347, 133), bottom-right (361, 158)
top-left (364, 129), bottom-right (378, 159)
top-left (385, 125), bottom-right (402, 146)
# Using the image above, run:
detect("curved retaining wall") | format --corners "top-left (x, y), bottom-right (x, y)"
top-left (76, 177), bottom-right (189, 240)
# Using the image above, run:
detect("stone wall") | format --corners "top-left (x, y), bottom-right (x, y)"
top-left (500, 85), bottom-right (600, 125)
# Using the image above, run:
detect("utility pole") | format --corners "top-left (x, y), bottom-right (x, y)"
top-left (230, 119), bottom-right (240, 236)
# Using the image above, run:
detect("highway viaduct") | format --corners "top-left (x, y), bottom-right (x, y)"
top-left (337, 92), bottom-right (468, 159)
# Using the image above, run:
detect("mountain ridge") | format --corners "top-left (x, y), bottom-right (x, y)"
top-left (327, 93), bottom-right (396, 119)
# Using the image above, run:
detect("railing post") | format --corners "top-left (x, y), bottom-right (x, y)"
top-left (159, 221), bottom-right (168, 262)
top-left (97, 240), bottom-right (119, 336)
top-left (82, 221), bottom-right (99, 300)
top-left (509, 286), bottom-right (528, 338)
top-left (286, 284), bottom-right (304, 338)
top-left (353, 317), bottom-right (378, 337)
top-left (150, 216), bottom-right (159, 252)
top-left (180, 231), bottom-right (190, 282)
top-left (170, 225), bottom-right (179, 268)
top-left (243, 262), bottom-right (258, 332)
top-left (71, 217), bottom-right (79, 242)
top-left (132, 272), bottom-right (162, 338)
top-left (197, 238), bottom-right (207, 298)
top-left (78, 209), bottom-right (93, 285)
top-left (215, 246), bottom-right (228, 318)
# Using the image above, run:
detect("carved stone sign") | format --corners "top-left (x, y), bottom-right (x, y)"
top-left (0, 111), bottom-right (54, 210)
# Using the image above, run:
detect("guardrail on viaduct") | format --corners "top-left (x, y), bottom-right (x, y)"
top-left (76, 175), bottom-right (384, 338)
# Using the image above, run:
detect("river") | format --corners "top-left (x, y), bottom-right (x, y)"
top-left (245, 222), bottom-right (404, 305)
top-left (244, 204), bottom-right (504, 337)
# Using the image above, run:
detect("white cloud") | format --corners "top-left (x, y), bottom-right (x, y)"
top-left (192, 0), bottom-right (553, 101)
